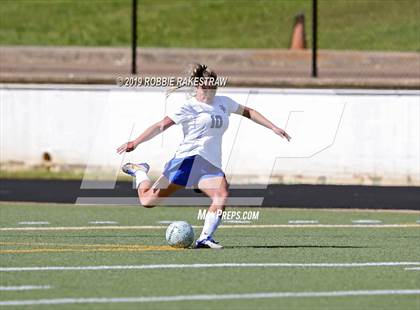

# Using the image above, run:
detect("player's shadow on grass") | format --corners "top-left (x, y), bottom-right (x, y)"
top-left (226, 245), bottom-right (370, 249)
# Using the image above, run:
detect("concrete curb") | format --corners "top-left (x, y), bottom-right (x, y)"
top-left (1, 46), bottom-right (419, 89)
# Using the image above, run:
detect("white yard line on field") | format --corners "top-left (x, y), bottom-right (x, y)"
top-left (0, 289), bottom-right (419, 306)
top-left (18, 222), bottom-right (49, 225)
top-left (0, 285), bottom-right (51, 291)
top-left (351, 220), bottom-right (383, 224)
top-left (88, 221), bottom-right (118, 225)
top-left (224, 220), bottom-right (252, 224)
top-left (288, 220), bottom-right (319, 224)
top-left (1, 262), bottom-right (420, 272)
top-left (405, 267), bottom-right (420, 270)
top-left (0, 223), bottom-right (419, 231)
top-left (1, 202), bottom-right (418, 213)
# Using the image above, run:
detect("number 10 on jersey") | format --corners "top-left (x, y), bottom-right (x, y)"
top-left (210, 115), bottom-right (223, 128)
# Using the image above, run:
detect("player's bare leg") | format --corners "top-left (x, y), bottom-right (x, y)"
top-left (195, 176), bottom-right (228, 249)
top-left (137, 175), bottom-right (183, 208)
top-left (198, 176), bottom-right (228, 212)
top-left (122, 163), bottom-right (183, 208)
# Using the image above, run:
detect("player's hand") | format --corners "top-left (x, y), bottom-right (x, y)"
top-left (273, 127), bottom-right (291, 141)
top-left (116, 141), bottom-right (136, 154)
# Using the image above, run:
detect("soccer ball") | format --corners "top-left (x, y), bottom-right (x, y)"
top-left (165, 221), bottom-right (194, 248)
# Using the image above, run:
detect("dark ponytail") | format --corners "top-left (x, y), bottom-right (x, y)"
top-left (189, 63), bottom-right (217, 82)
top-left (166, 63), bottom-right (217, 98)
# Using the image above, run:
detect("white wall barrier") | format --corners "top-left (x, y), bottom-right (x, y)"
top-left (1, 85), bottom-right (419, 186)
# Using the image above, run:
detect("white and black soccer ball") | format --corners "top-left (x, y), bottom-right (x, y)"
top-left (165, 221), bottom-right (194, 248)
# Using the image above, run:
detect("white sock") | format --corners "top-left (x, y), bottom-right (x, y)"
top-left (134, 170), bottom-right (150, 188)
top-left (199, 211), bottom-right (222, 241)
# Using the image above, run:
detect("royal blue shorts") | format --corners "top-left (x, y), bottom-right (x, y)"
top-left (162, 155), bottom-right (225, 187)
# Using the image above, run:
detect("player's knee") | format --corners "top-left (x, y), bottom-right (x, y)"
top-left (219, 188), bottom-right (229, 200)
top-left (212, 189), bottom-right (228, 206)
top-left (142, 202), bottom-right (156, 208)
top-left (139, 196), bottom-right (156, 208)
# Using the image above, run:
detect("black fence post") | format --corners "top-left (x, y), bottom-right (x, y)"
top-left (312, 0), bottom-right (318, 77)
top-left (131, 0), bottom-right (137, 75)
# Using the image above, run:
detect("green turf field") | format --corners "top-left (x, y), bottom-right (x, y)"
top-left (0, 0), bottom-right (419, 51)
top-left (0, 203), bottom-right (419, 309)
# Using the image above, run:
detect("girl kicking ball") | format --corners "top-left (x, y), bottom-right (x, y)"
top-left (117, 64), bottom-right (291, 249)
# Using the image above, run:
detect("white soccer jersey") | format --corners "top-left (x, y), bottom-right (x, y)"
top-left (166, 95), bottom-right (240, 168)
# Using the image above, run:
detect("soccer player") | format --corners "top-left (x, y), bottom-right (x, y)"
top-left (117, 64), bottom-right (291, 249)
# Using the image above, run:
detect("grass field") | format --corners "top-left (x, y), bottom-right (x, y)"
top-left (0, 0), bottom-right (419, 51)
top-left (0, 203), bottom-right (419, 309)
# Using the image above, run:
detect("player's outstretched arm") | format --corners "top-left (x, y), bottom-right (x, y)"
top-left (116, 116), bottom-right (175, 154)
top-left (235, 105), bottom-right (291, 141)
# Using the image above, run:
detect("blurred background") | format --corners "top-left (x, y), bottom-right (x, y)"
top-left (0, 0), bottom-right (419, 85)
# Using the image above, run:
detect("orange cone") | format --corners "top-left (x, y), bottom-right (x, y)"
top-left (290, 13), bottom-right (307, 50)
